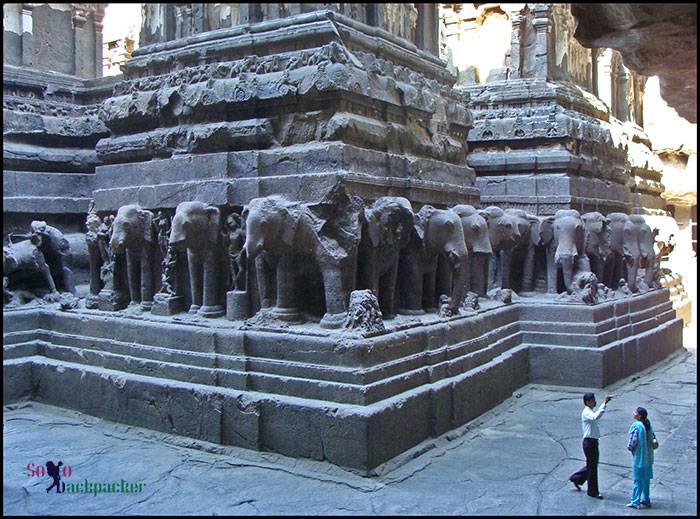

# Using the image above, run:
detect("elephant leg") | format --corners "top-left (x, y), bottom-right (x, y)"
top-left (199, 249), bottom-right (225, 318)
top-left (561, 257), bottom-right (575, 293)
top-left (422, 258), bottom-right (438, 312)
top-left (470, 253), bottom-right (488, 297)
top-left (379, 262), bottom-right (398, 319)
top-left (255, 254), bottom-right (276, 309)
top-left (398, 250), bottom-right (424, 314)
top-left (593, 256), bottom-right (605, 282)
top-left (187, 250), bottom-right (203, 312)
top-left (88, 245), bottom-right (103, 296)
top-left (450, 260), bottom-right (469, 313)
top-left (522, 245), bottom-right (536, 292)
top-left (546, 248), bottom-right (557, 294)
top-left (126, 249), bottom-right (141, 304)
top-left (643, 258), bottom-right (656, 287)
top-left (626, 258), bottom-right (639, 292)
top-left (320, 262), bottom-right (347, 329)
top-left (140, 248), bottom-right (154, 311)
top-left (436, 255), bottom-right (453, 300)
top-left (500, 249), bottom-right (512, 290)
top-left (487, 252), bottom-right (498, 291)
top-left (272, 254), bottom-right (302, 322)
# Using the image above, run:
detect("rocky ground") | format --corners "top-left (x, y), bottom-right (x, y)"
top-left (4, 327), bottom-right (696, 516)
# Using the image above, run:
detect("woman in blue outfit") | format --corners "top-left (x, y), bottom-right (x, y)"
top-left (626, 406), bottom-right (658, 509)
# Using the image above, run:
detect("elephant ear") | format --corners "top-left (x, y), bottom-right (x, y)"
top-left (138, 209), bottom-right (155, 243)
top-left (307, 183), bottom-right (363, 257)
top-left (414, 205), bottom-right (437, 243)
top-left (205, 206), bottom-right (221, 244)
top-left (540, 217), bottom-right (555, 245)
top-left (280, 205), bottom-right (299, 247)
top-left (363, 208), bottom-right (382, 248)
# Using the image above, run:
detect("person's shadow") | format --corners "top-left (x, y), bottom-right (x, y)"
top-left (45, 461), bottom-right (64, 493)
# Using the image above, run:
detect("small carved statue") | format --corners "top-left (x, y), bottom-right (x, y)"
top-left (224, 212), bottom-right (247, 292)
top-left (244, 183), bottom-right (363, 328)
top-left (170, 201), bottom-right (227, 318)
top-left (3, 238), bottom-right (59, 303)
top-left (29, 220), bottom-right (74, 293)
top-left (86, 203), bottom-right (105, 303)
top-left (344, 289), bottom-right (386, 334)
top-left (110, 205), bottom-right (159, 310)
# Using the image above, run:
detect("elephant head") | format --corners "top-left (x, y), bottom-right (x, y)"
top-left (630, 214), bottom-right (654, 288)
top-left (581, 212), bottom-right (612, 263)
top-left (553, 209), bottom-right (585, 291)
top-left (451, 205), bottom-right (492, 255)
top-left (528, 214), bottom-right (555, 249)
top-left (363, 197), bottom-right (414, 252)
top-left (242, 196), bottom-right (298, 260)
top-left (169, 201), bottom-right (221, 252)
top-left (609, 212), bottom-right (641, 291)
top-left (479, 206), bottom-right (522, 251)
top-left (416, 206), bottom-right (468, 271)
top-left (414, 205), bottom-right (470, 312)
top-left (110, 205), bottom-right (155, 254)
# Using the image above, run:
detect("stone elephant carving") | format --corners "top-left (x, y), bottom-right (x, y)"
top-left (451, 205), bottom-right (492, 296)
top-left (29, 221), bottom-right (74, 293)
top-left (169, 201), bottom-right (227, 318)
top-left (357, 196), bottom-right (414, 319)
top-left (109, 205), bottom-right (159, 310)
top-left (398, 205), bottom-right (469, 316)
top-left (630, 215), bottom-right (657, 289)
top-left (606, 212), bottom-right (641, 292)
top-left (551, 209), bottom-right (591, 293)
top-left (3, 239), bottom-right (59, 300)
top-left (581, 212), bottom-right (612, 283)
top-left (480, 207), bottom-right (529, 292)
top-left (521, 214), bottom-right (555, 293)
top-left (244, 185), bottom-right (363, 328)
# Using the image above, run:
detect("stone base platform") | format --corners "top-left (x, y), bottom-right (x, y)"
top-left (2, 289), bottom-right (683, 473)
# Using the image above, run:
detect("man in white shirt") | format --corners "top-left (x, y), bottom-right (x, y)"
top-left (569, 392), bottom-right (612, 498)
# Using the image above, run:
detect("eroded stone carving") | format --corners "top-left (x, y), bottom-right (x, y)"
top-left (451, 204), bottom-right (492, 296)
top-left (398, 205), bottom-right (470, 316)
top-left (29, 221), bottom-right (74, 294)
top-left (607, 212), bottom-right (640, 292)
top-left (244, 184), bottom-right (363, 328)
top-left (109, 205), bottom-right (159, 311)
top-left (344, 289), bottom-right (386, 334)
top-left (357, 197), bottom-right (414, 319)
top-left (3, 238), bottom-right (59, 304)
top-left (169, 201), bottom-right (227, 318)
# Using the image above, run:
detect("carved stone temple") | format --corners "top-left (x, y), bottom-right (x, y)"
top-left (3, 3), bottom-right (692, 474)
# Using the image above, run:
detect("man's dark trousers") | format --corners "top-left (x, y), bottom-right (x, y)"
top-left (570, 438), bottom-right (599, 496)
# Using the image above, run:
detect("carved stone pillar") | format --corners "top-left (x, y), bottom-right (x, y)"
top-left (416, 4), bottom-right (439, 55)
top-left (20, 4), bottom-right (34, 68)
top-left (530, 5), bottom-right (551, 80)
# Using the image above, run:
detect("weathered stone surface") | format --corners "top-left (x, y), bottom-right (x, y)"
top-left (572, 3), bottom-right (697, 123)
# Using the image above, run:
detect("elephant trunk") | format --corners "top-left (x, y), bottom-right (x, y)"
top-left (110, 235), bottom-right (126, 254)
top-left (168, 218), bottom-right (187, 251)
top-left (559, 255), bottom-right (575, 292)
top-left (626, 259), bottom-right (639, 292)
top-left (244, 239), bottom-right (264, 261)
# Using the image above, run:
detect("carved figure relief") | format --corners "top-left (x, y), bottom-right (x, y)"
top-left (450, 204), bottom-right (492, 296)
top-left (29, 221), bottom-right (74, 294)
top-left (169, 201), bottom-right (227, 318)
top-left (244, 184), bottom-right (363, 328)
top-left (109, 205), bottom-right (159, 310)
top-left (398, 205), bottom-right (470, 317)
top-left (357, 197), bottom-right (414, 319)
